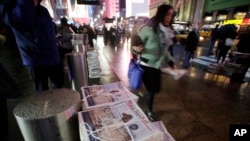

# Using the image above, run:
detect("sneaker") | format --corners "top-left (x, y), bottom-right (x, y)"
top-left (146, 109), bottom-right (156, 121)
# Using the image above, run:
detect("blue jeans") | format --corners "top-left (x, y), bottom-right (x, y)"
top-left (208, 40), bottom-right (216, 54)
top-left (183, 51), bottom-right (192, 67)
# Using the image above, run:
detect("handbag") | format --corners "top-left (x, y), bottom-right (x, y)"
top-left (225, 38), bottom-right (234, 46)
top-left (128, 57), bottom-right (144, 90)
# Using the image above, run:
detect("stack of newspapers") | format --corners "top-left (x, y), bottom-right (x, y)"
top-left (87, 50), bottom-right (101, 78)
top-left (78, 100), bottom-right (164, 141)
top-left (79, 81), bottom-right (175, 141)
top-left (81, 81), bottom-right (138, 110)
top-left (152, 121), bottom-right (175, 141)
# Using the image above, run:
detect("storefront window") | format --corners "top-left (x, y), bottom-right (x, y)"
top-left (217, 15), bottom-right (227, 20)
top-left (234, 12), bottom-right (246, 19)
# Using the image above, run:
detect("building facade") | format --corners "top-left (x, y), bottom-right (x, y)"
top-left (149, 0), bottom-right (204, 27)
top-left (203, 0), bottom-right (250, 25)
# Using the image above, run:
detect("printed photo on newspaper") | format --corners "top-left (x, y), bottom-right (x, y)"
top-left (152, 121), bottom-right (175, 141)
top-left (81, 81), bottom-right (138, 110)
top-left (78, 100), bottom-right (164, 141)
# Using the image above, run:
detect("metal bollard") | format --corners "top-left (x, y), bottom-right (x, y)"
top-left (71, 34), bottom-right (84, 53)
top-left (13, 89), bottom-right (81, 141)
top-left (73, 44), bottom-right (85, 53)
top-left (66, 52), bottom-right (89, 95)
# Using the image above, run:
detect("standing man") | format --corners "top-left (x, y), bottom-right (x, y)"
top-left (183, 27), bottom-right (199, 68)
top-left (208, 24), bottom-right (219, 55)
top-left (0, 0), bottom-right (64, 92)
top-left (57, 17), bottom-right (74, 65)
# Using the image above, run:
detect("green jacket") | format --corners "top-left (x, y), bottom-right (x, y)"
top-left (133, 25), bottom-right (173, 69)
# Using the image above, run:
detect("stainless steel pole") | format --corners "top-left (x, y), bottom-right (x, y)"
top-left (66, 52), bottom-right (89, 95)
top-left (13, 89), bottom-right (81, 141)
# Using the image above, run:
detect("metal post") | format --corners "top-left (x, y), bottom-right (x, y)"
top-left (66, 52), bottom-right (89, 96)
top-left (13, 89), bottom-right (81, 141)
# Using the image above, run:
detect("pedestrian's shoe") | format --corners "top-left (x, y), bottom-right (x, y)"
top-left (146, 109), bottom-right (156, 121)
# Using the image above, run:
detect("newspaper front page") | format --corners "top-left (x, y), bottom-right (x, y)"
top-left (87, 50), bottom-right (101, 78)
top-left (152, 121), bottom-right (175, 141)
top-left (78, 100), bottom-right (164, 141)
top-left (81, 81), bottom-right (138, 110)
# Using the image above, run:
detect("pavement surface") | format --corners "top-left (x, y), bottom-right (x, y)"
top-left (1, 36), bottom-right (250, 141)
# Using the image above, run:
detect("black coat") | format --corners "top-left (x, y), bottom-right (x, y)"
top-left (185, 31), bottom-right (199, 52)
top-left (237, 33), bottom-right (250, 53)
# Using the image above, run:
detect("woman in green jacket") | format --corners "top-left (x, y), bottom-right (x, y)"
top-left (131, 4), bottom-right (176, 121)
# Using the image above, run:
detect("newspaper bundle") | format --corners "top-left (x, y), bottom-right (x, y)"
top-left (78, 100), bottom-right (164, 141)
top-left (152, 121), bottom-right (175, 141)
top-left (87, 50), bottom-right (101, 78)
top-left (81, 81), bottom-right (139, 110)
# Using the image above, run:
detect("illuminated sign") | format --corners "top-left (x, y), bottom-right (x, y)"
top-left (223, 19), bottom-right (243, 25)
top-left (72, 5), bottom-right (88, 18)
top-left (242, 18), bottom-right (250, 25)
top-left (217, 15), bottom-right (227, 20)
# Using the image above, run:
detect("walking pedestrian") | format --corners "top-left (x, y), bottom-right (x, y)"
top-left (57, 17), bottom-right (75, 65)
top-left (103, 24), bottom-right (109, 45)
top-left (230, 31), bottom-right (250, 82)
top-left (183, 27), bottom-right (199, 68)
top-left (208, 24), bottom-right (219, 55)
top-left (217, 32), bottom-right (237, 64)
top-left (131, 4), bottom-right (176, 121)
top-left (0, 0), bottom-right (65, 92)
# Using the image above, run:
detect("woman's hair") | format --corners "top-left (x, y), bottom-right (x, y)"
top-left (148, 4), bottom-right (174, 33)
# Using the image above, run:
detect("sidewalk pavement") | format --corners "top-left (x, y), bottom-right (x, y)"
top-left (98, 37), bottom-right (250, 141)
top-left (2, 36), bottom-right (250, 141)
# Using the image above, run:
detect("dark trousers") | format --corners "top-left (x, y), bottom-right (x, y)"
top-left (58, 47), bottom-right (73, 63)
top-left (141, 65), bottom-right (161, 111)
top-left (208, 39), bottom-right (216, 54)
top-left (0, 98), bottom-right (8, 140)
top-left (168, 45), bottom-right (174, 57)
top-left (217, 47), bottom-right (230, 63)
top-left (26, 63), bottom-right (64, 92)
top-left (183, 51), bottom-right (193, 67)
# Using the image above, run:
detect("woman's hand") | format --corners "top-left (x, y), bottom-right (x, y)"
top-left (132, 45), bottom-right (144, 53)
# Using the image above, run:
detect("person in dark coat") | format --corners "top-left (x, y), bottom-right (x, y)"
top-left (230, 31), bottom-right (250, 82)
top-left (109, 26), bottom-right (118, 46)
top-left (82, 25), bottom-right (96, 48)
top-left (216, 31), bottom-right (237, 64)
top-left (57, 17), bottom-right (75, 65)
top-left (0, 0), bottom-right (64, 92)
top-left (183, 28), bottom-right (199, 68)
top-left (207, 24), bottom-right (219, 55)
top-left (103, 25), bottom-right (109, 45)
